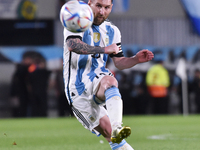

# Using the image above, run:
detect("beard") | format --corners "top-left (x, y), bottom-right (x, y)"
top-left (93, 16), bottom-right (106, 26)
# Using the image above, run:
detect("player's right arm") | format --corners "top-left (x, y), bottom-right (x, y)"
top-left (66, 38), bottom-right (119, 55)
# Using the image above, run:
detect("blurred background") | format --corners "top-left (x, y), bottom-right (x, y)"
top-left (0, 0), bottom-right (200, 118)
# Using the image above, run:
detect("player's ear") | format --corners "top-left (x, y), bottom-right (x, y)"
top-left (110, 3), bottom-right (113, 9)
top-left (88, 0), bottom-right (91, 6)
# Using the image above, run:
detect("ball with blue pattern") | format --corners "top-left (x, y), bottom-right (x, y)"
top-left (60, 0), bottom-right (94, 33)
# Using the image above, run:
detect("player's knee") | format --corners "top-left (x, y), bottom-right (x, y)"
top-left (101, 76), bottom-right (118, 90)
top-left (96, 76), bottom-right (119, 101)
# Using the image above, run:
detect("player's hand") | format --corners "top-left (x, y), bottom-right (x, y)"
top-left (135, 49), bottom-right (154, 63)
top-left (104, 43), bottom-right (119, 55)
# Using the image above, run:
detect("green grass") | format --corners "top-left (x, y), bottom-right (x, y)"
top-left (0, 115), bottom-right (200, 150)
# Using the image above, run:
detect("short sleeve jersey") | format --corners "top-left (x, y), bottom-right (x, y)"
top-left (63, 20), bottom-right (123, 102)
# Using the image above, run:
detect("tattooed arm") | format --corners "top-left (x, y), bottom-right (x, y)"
top-left (67, 38), bottom-right (104, 54)
top-left (66, 38), bottom-right (119, 55)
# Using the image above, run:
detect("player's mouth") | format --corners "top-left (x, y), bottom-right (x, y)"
top-left (97, 16), bottom-right (104, 20)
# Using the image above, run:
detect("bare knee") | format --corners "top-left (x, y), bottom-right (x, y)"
top-left (101, 76), bottom-right (118, 89)
top-left (96, 76), bottom-right (118, 100)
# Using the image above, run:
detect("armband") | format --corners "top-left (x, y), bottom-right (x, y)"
top-left (109, 43), bottom-right (124, 58)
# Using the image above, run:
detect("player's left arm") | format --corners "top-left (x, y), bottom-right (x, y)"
top-left (112, 49), bottom-right (154, 70)
top-left (110, 25), bottom-right (154, 70)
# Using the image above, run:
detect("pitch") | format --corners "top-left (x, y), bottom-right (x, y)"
top-left (1, 115), bottom-right (200, 150)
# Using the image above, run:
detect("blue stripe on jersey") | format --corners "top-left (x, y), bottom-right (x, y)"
top-left (87, 56), bottom-right (98, 82)
top-left (75, 29), bottom-right (91, 95)
top-left (99, 25), bottom-right (115, 72)
top-left (92, 25), bottom-right (101, 46)
top-left (83, 29), bottom-right (98, 81)
top-left (101, 54), bottom-right (109, 72)
top-left (103, 54), bottom-right (108, 62)
top-left (83, 29), bottom-right (91, 44)
top-left (106, 25), bottom-right (114, 46)
top-left (76, 55), bottom-right (88, 95)
top-left (86, 25), bottom-right (100, 82)
top-left (106, 25), bottom-right (115, 45)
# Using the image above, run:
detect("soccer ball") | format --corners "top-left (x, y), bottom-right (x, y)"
top-left (60, 0), bottom-right (94, 33)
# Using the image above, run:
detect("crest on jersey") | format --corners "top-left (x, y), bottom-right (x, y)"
top-left (105, 34), bottom-right (109, 46)
top-left (88, 114), bottom-right (96, 122)
top-left (93, 32), bottom-right (100, 43)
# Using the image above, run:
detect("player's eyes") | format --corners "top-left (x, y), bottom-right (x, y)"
top-left (105, 6), bottom-right (110, 9)
top-left (96, 4), bottom-right (110, 10)
top-left (96, 5), bottom-right (102, 8)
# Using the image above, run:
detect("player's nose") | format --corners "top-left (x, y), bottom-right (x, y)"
top-left (99, 7), bottom-right (105, 15)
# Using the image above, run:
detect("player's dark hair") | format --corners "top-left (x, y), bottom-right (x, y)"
top-left (90, 0), bottom-right (113, 3)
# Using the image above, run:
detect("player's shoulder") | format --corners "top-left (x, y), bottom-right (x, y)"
top-left (104, 19), bottom-right (117, 27)
top-left (102, 19), bottom-right (120, 33)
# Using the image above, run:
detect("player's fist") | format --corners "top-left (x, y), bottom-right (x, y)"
top-left (135, 49), bottom-right (154, 63)
top-left (104, 43), bottom-right (119, 55)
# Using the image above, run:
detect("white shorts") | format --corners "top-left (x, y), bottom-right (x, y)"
top-left (70, 72), bottom-right (113, 135)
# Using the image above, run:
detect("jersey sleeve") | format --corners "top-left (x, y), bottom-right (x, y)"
top-left (63, 28), bottom-right (83, 42)
top-left (109, 26), bottom-right (124, 58)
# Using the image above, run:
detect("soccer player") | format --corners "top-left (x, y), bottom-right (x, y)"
top-left (62, 0), bottom-right (154, 149)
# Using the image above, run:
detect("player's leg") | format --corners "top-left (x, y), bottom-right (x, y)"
top-left (96, 76), bottom-right (122, 127)
top-left (96, 75), bottom-right (131, 143)
top-left (94, 115), bottom-right (112, 142)
top-left (94, 115), bottom-right (134, 150)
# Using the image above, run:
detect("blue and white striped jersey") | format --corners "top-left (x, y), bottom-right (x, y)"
top-left (63, 20), bottom-right (123, 104)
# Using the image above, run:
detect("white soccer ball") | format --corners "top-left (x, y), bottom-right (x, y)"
top-left (60, 0), bottom-right (94, 33)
